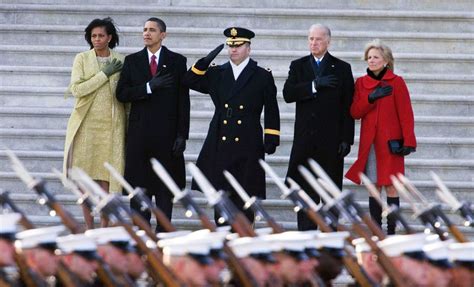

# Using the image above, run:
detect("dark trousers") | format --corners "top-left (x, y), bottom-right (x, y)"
top-left (130, 189), bottom-right (173, 233)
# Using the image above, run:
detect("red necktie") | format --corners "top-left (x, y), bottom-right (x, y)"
top-left (150, 55), bottom-right (157, 76)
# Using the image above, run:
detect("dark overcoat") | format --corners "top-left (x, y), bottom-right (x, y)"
top-left (116, 46), bottom-right (189, 197)
top-left (283, 52), bottom-right (354, 200)
top-left (184, 59), bottom-right (280, 199)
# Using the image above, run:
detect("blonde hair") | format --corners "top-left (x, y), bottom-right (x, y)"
top-left (363, 39), bottom-right (395, 71)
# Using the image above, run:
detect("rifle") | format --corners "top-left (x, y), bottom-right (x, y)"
top-left (260, 160), bottom-right (378, 287)
top-left (391, 175), bottom-right (449, 240)
top-left (307, 174), bottom-right (415, 287)
top-left (0, 193), bottom-right (84, 287)
top-left (0, 191), bottom-right (34, 229)
top-left (69, 167), bottom-right (184, 287)
top-left (223, 170), bottom-right (285, 233)
top-left (308, 159), bottom-right (386, 240)
top-left (6, 151), bottom-right (124, 287)
top-left (187, 162), bottom-right (257, 237)
top-left (104, 162), bottom-right (176, 233)
top-left (432, 172), bottom-right (473, 228)
top-left (151, 158), bottom-right (262, 287)
top-left (359, 173), bottom-right (414, 234)
top-left (7, 151), bottom-right (84, 234)
top-left (398, 173), bottom-right (468, 242)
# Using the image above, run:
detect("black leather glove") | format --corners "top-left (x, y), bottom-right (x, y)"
top-left (264, 142), bottom-right (277, 155)
top-left (172, 136), bottom-right (186, 157)
top-left (149, 73), bottom-right (174, 92)
top-left (368, 85), bottom-right (393, 103)
top-left (101, 58), bottom-right (123, 77)
top-left (398, 146), bottom-right (415, 156)
top-left (338, 142), bottom-right (351, 159)
top-left (194, 44), bottom-right (225, 71)
top-left (313, 75), bottom-right (338, 90)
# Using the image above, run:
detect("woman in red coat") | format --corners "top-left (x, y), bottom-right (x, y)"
top-left (345, 39), bottom-right (416, 234)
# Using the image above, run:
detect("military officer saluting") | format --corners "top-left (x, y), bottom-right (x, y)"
top-left (184, 27), bottom-right (280, 224)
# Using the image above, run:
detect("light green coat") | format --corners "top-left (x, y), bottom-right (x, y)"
top-left (63, 49), bottom-right (127, 193)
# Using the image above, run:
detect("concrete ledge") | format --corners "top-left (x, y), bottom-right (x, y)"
top-left (1, 25), bottom-right (473, 40)
top-left (1, 4), bottom-right (473, 19)
top-left (1, 64), bottom-right (473, 83)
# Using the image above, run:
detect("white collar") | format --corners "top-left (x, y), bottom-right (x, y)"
top-left (230, 57), bottom-right (250, 80)
top-left (147, 47), bottom-right (162, 62)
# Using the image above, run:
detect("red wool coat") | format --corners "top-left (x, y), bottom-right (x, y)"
top-left (345, 69), bottom-right (416, 186)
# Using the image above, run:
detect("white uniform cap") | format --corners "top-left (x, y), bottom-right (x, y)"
top-left (378, 233), bottom-right (428, 257)
top-left (261, 231), bottom-right (311, 252)
top-left (186, 229), bottom-right (229, 249)
top-left (448, 242), bottom-right (474, 262)
top-left (228, 236), bottom-right (273, 258)
top-left (352, 237), bottom-right (373, 253)
top-left (15, 225), bottom-right (65, 250)
top-left (156, 230), bottom-right (191, 240)
top-left (313, 231), bottom-right (350, 249)
top-left (0, 213), bottom-right (21, 235)
top-left (254, 227), bottom-right (274, 236)
top-left (423, 240), bottom-right (450, 261)
top-left (160, 235), bottom-right (211, 257)
top-left (136, 230), bottom-right (157, 249)
top-left (57, 234), bottom-right (97, 253)
top-left (85, 226), bottom-right (131, 245)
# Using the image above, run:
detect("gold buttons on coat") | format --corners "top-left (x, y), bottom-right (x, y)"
top-left (234, 137), bottom-right (240, 142)
top-left (239, 105), bottom-right (244, 110)
top-left (225, 104), bottom-right (229, 108)
top-left (222, 136), bottom-right (227, 141)
top-left (237, 120), bottom-right (242, 125)
top-left (223, 120), bottom-right (228, 125)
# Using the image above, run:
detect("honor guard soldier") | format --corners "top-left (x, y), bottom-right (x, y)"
top-left (184, 26), bottom-right (280, 225)
top-left (15, 225), bottom-right (66, 281)
top-left (57, 234), bottom-right (100, 285)
top-left (448, 242), bottom-right (474, 287)
top-left (0, 213), bottom-right (21, 285)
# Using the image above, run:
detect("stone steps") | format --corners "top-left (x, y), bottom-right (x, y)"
top-left (1, 85), bottom-right (472, 117)
top-left (2, 25), bottom-right (473, 54)
top-left (0, 148), bottom-right (473, 184)
top-left (1, 0), bottom-right (472, 11)
top-left (2, 44), bottom-right (474, 75)
top-left (1, 128), bottom-right (473, 160)
top-left (1, 65), bottom-right (473, 95)
top-left (1, 107), bottom-right (473, 138)
top-left (2, 4), bottom-right (473, 33)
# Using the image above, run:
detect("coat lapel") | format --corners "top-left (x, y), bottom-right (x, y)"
top-left (228, 59), bottom-right (257, 100)
top-left (137, 47), bottom-right (152, 80)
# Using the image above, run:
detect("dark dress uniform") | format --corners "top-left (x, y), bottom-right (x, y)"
top-left (283, 52), bottom-right (354, 230)
top-left (184, 31), bottom-right (280, 222)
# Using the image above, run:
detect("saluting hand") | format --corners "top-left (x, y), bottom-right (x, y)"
top-left (194, 44), bottom-right (225, 71)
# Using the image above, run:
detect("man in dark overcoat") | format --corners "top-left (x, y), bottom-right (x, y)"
top-left (116, 17), bottom-right (190, 232)
top-left (283, 24), bottom-right (355, 231)
top-left (184, 27), bottom-right (280, 224)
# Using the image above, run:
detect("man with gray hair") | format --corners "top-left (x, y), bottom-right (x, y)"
top-left (283, 24), bottom-right (355, 231)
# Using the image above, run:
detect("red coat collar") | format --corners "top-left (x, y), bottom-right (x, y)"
top-left (361, 69), bottom-right (397, 89)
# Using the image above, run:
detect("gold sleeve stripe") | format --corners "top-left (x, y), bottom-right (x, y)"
top-left (264, 129), bottom-right (280, 136)
top-left (191, 65), bottom-right (206, 75)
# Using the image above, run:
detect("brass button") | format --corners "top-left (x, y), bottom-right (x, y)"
top-left (234, 137), bottom-right (239, 142)
top-left (237, 120), bottom-right (242, 125)
top-left (223, 120), bottom-right (228, 125)
top-left (239, 105), bottom-right (244, 110)
top-left (224, 104), bottom-right (229, 108)
top-left (222, 136), bottom-right (227, 141)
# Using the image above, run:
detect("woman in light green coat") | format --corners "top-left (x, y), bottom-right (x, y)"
top-left (64, 18), bottom-right (127, 228)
